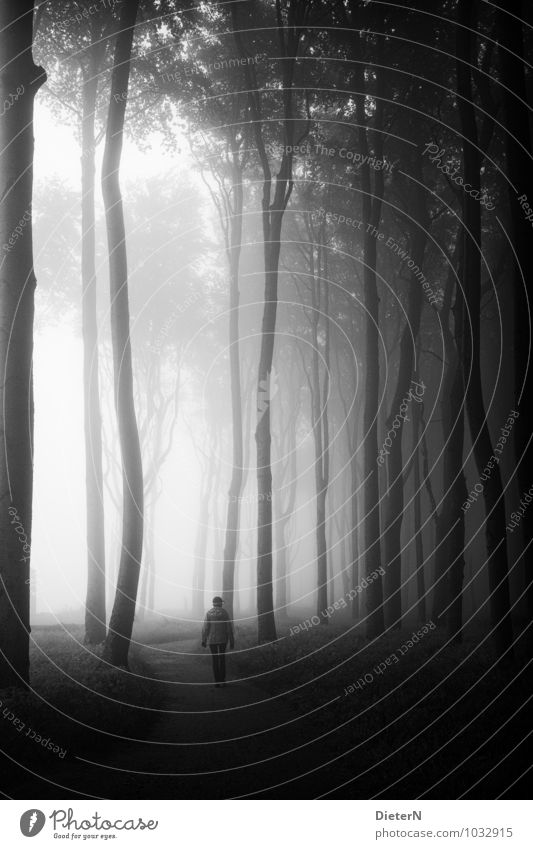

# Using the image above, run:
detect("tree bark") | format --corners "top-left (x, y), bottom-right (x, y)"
top-left (382, 154), bottom-right (428, 629)
top-left (497, 0), bottom-right (533, 643)
top-left (222, 145), bottom-right (244, 621)
top-left (309, 265), bottom-right (330, 622)
top-left (101, 0), bottom-right (143, 668)
top-left (138, 496), bottom-right (156, 618)
top-left (432, 245), bottom-right (467, 638)
top-left (192, 448), bottom-right (215, 620)
top-left (350, 455), bottom-right (360, 620)
top-left (411, 392), bottom-right (426, 623)
top-left (274, 417), bottom-right (297, 619)
top-left (82, 42), bottom-right (107, 645)
top-left (456, 0), bottom-right (513, 657)
top-left (0, 0), bottom-right (45, 688)
top-left (355, 61), bottom-right (385, 638)
top-left (231, 0), bottom-right (303, 642)
top-left (255, 225), bottom-right (284, 642)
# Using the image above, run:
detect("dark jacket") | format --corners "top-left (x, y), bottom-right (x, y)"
top-left (202, 606), bottom-right (234, 647)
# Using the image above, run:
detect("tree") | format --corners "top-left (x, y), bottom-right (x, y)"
top-left (101, 0), bottom-right (143, 668)
top-left (352, 29), bottom-right (385, 638)
top-left (410, 373), bottom-right (426, 623)
top-left (34, 0), bottom-right (116, 645)
top-left (456, 0), bottom-right (513, 657)
top-left (191, 117), bottom-right (248, 622)
top-left (272, 342), bottom-right (301, 621)
top-left (497, 0), bottom-right (533, 643)
top-left (220, 126), bottom-right (246, 623)
top-left (293, 210), bottom-right (332, 622)
top-left (432, 240), bottom-right (467, 638)
top-left (382, 142), bottom-right (429, 629)
top-left (0, 0), bottom-right (46, 687)
top-left (80, 18), bottom-right (113, 644)
top-left (231, 0), bottom-right (312, 642)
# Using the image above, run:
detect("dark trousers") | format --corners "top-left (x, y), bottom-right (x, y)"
top-left (209, 643), bottom-right (227, 682)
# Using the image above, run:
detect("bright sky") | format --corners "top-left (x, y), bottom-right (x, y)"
top-left (34, 99), bottom-right (178, 186)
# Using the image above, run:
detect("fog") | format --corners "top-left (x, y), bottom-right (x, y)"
top-left (31, 104), bottom-right (328, 623)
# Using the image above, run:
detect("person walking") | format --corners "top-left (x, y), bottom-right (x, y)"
top-left (201, 596), bottom-right (235, 687)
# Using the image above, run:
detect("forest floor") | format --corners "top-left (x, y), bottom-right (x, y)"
top-left (1, 619), bottom-right (531, 799)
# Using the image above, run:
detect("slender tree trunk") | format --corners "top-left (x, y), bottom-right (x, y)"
top-left (275, 517), bottom-right (289, 614)
top-left (192, 496), bottom-right (210, 619)
top-left (498, 1), bottom-right (533, 642)
top-left (433, 256), bottom-right (467, 639)
top-left (0, 0), bottom-right (45, 688)
top-left (411, 380), bottom-right (426, 622)
top-left (147, 528), bottom-right (156, 612)
top-left (274, 408), bottom-right (297, 620)
top-left (101, 0), bottom-right (143, 668)
top-left (255, 180), bottom-right (295, 642)
top-left (350, 456), bottom-right (360, 619)
top-left (231, 0), bottom-right (302, 643)
top-left (356, 64), bottom-right (385, 638)
top-left (337, 508), bottom-right (350, 600)
top-left (336, 310), bottom-right (360, 619)
top-left (446, 337), bottom-right (467, 643)
top-left (310, 271), bottom-right (330, 623)
top-left (222, 153), bottom-right (244, 621)
top-left (138, 498), bottom-right (156, 618)
top-left (432, 246), bottom-right (463, 620)
top-left (382, 160), bottom-right (428, 628)
top-left (275, 500), bottom-right (293, 621)
top-left (457, 0), bottom-right (513, 657)
top-left (255, 235), bottom-right (280, 642)
top-left (82, 53), bottom-right (107, 645)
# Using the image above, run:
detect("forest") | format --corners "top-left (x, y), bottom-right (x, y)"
top-left (0, 0), bottom-right (531, 800)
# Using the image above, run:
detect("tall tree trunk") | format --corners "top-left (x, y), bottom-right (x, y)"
top-left (446, 327), bottom-right (467, 643)
top-left (315, 482), bottom-right (328, 619)
top-left (497, 0), bottom-right (533, 643)
top-left (275, 517), bottom-right (289, 614)
top-left (309, 267), bottom-right (330, 623)
top-left (147, 529), bottom-right (156, 612)
top-left (101, 0), bottom-right (143, 668)
top-left (382, 153), bottom-right (428, 628)
top-left (336, 309), bottom-right (360, 620)
top-left (432, 244), bottom-right (464, 622)
top-left (355, 61), bottom-right (385, 638)
top-left (138, 497), bottom-right (156, 618)
top-left (411, 376), bottom-right (426, 623)
top-left (432, 248), bottom-right (467, 639)
top-left (231, 0), bottom-right (304, 643)
top-left (0, 0), bottom-right (45, 688)
top-left (222, 149), bottom-right (244, 621)
top-left (82, 45), bottom-right (106, 645)
top-left (350, 455), bottom-right (360, 620)
top-left (457, 0), bottom-right (513, 657)
top-left (275, 425), bottom-right (297, 620)
top-left (255, 235), bottom-right (280, 642)
top-left (335, 506), bottom-right (350, 601)
top-left (192, 451), bottom-right (215, 619)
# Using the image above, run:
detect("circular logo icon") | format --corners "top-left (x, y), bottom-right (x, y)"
top-left (20, 810), bottom-right (46, 837)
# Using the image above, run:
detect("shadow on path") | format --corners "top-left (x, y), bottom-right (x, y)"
top-left (7, 637), bottom-right (323, 799)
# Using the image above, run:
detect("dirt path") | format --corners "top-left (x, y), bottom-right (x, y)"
top-left (9, 638), bottom-right (324, 799)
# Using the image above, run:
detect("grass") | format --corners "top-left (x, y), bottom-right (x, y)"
top-left (0, 624), bottom-right (162, 769)
top-left (1, 615), bottom-right (529, 798)
top-left (131, 614), bottom-right (199, 646)
top-left (231, 618), bottom-right (531, 797)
